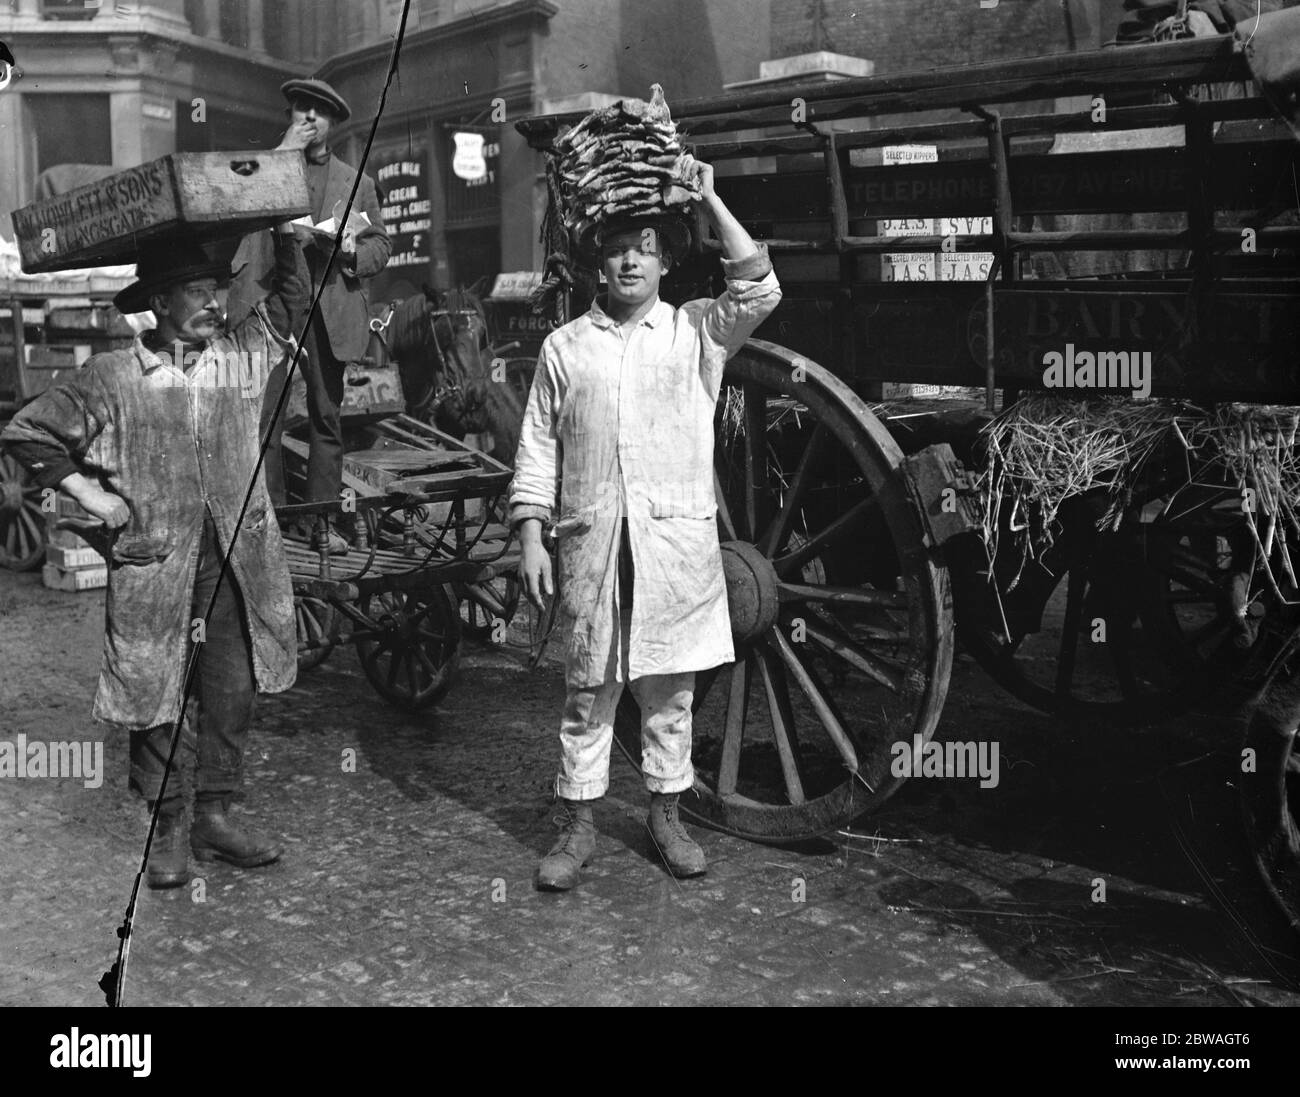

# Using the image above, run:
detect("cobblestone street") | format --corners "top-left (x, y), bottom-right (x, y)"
top-left (2, 568), bottom-right (1297, 1007)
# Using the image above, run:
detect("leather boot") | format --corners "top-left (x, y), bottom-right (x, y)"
top-left (146, 803), bottom-right (190, 890)
top-left (536, 799), bottom-right (598, 891)
top-left (647, 792), bottom-right (706, 878)
top-left (190, 796), bottom-right (282, 869)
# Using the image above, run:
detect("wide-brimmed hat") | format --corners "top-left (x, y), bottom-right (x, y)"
top-left (114, 240), bottom-right (229, 315)
top-left (281, 77), bottom-right (351, 122)
top-left (576, 214), bottom-right (693, 267)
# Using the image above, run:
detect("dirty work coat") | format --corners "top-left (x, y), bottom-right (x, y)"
top-left (0, 241), bottom-right (306, 730)
top-left (509, 249), bottom-right (781, 688)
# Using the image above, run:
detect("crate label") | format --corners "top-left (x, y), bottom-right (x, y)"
top-left (882, 145), bottom-right (939, 166)
top-left (14, 160), bottom-right (175, 266)
top-left (879, 218), bottom-right (933, 236)
top-left (882, 253), bottom-right (936, 281)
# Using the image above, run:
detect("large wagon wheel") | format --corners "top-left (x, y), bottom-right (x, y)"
top-left (354, 584), bottom-right (461, 710)
top-left (612, 341), bottom-right (952, 841)
top-left (956, 484), bottom-right (1282, 724)
top-left (294, 592), bottom-right (341, 672)
top-left (0, 451), bottom-right (47, 571)
top-left (955, 499), bottom-right (1190, 723)
top-left (1240, 636), bottom-right (1300, 937)
top-left (1135, 492), bottom-right (1278, 680)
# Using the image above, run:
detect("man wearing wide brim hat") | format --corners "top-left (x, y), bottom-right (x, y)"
top-left (227, 76), bottom-right (391, 553)
top-left (1, 223), bottom-right (309, 889)
top-left (510, 153), bottom-right (782, 891)
top-left (112, 241), bottom-right (230, 314)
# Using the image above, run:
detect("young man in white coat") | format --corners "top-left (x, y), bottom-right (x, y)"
top-left (511, 154), bottom-right (781, 890)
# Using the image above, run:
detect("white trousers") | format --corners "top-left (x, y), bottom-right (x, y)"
top-left (554, 672), bottom-right (696, 800)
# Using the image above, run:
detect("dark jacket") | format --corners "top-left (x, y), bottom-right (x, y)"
top-left (227, 152), bottom-right (390, 363)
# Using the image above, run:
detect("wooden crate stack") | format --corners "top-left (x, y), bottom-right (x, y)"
top-left (42, 493), bottom-right (107, 592)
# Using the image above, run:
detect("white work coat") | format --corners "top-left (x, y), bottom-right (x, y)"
top-left (510, 250), bottom-right (781, 687)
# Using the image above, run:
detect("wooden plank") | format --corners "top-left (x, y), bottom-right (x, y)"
top-left (518, 38), bottom-right (1248, 145)
top-left (341, 447), bottom-right (477, 491)
top-left (694, 98), bottom-right (1277, 161)
top-left (12, 150), bottom-right (310, 273)
top-left (280, 435), bottom-right (383, 498)
top-left (716, 139), bottom-right (1300, 223)
top-left (845, 282), bottom-right (1300, 400)
top-left (901, 444), bottom-right (981, 548)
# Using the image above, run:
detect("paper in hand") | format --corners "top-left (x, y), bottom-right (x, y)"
top-left (291, 202), bottom-right (372, 239)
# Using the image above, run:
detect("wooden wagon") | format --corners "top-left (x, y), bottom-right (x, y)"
top-left (517, 32), bottom-right (1300, 929)
top-left (276, 413), bottom-right (518, 711)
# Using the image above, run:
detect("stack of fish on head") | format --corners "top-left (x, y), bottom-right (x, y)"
top-left (550, 84), bottom-right (701, 250)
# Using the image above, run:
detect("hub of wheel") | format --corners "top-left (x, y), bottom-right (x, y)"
top-left (721, 540), bottom-right (780, 646)
top-left (0, 478), bottom-right (24, 515)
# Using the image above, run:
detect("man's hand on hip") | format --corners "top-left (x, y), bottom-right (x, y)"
top-left (60, 473), bottom-right (130, 529)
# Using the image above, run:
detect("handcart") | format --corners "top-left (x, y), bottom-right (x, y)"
top-left (278, 414), bottom-right (517, 710)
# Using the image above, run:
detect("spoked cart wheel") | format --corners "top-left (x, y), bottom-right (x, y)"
top-left (354, 584), bottom-right (461, 711)
top-left (613, 341), bottom-right (953, 842)
top-left (294, 592), bottom-right (342, 672)
top-left (454, 495), bottom-right (523, 642)
top-left (955, 480), bottom-right (1286, 725)
top-left (1240, 630), bottom-right (1300, 937)
top-left (459, 570), bottom-right (522, 641)
top-left (955, 497), bottom-right (1194, 724)
top-left (0, 451), bottom-right (47, 571)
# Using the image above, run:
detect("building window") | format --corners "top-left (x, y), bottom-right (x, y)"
top-left (219, 0), bottom-right (248, 48)
top-left (28, 94), bottom-right (112, 174)
top-left (184, 0), bottom-right (210, 37)
top-left (39, 0), bottom-right (99, 20)
top-left (263, 1), bottom-right (287, 57)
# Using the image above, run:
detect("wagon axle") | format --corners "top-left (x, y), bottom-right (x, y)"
top-left (720, 540), bottom-right (781, 645)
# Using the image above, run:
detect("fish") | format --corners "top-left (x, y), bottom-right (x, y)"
top-left (549, 84), bottom-right (702, 244)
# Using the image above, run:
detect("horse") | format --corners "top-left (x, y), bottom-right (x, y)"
top-left (384, 283), bottom-right (526, 466)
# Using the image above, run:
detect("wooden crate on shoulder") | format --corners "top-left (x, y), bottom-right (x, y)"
top-left (12, 150), bottom-right (310, 273)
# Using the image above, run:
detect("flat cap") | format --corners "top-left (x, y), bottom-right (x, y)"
top-left (281, 77), bottom-right (351, 122)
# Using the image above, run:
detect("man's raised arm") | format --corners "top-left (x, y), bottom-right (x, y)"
top-left (679, 153), bottom-right (782, 364)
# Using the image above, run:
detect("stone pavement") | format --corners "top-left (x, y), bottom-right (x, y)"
top-left (1, 568), bottom-right (1297, 1007)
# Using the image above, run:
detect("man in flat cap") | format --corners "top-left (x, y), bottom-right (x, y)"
top-left (1, 225), bottom-right (308, 889)
top-left (228, 77), bottom-right (392, 552)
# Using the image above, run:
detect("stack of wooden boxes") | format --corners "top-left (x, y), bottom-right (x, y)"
top-left (42, 494), bottom-right (107, 592)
